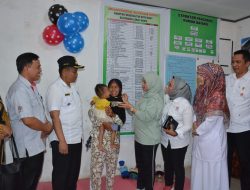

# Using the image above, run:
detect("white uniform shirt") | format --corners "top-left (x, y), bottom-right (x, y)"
top-left (161, 95), bottom-right (193, 149)
top-left (6, 75), bottom-right (46, 158)
top-left (226, 71), bottom-right (250, 133)
top-left (46, 78), bottom-right (83, 144)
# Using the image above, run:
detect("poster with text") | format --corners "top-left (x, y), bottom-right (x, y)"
top-left (170, 10), bottom-right (217, 56)
top-left (103, 6), bottom-right (161, 135)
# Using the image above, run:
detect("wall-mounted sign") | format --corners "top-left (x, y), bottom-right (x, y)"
top-left (170, 10), bottom-right (217, 56)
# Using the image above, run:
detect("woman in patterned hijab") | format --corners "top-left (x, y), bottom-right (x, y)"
top-left (191, 63), bottom-right (230, 190)
top-left (193, 63), bottom-right (229, 126)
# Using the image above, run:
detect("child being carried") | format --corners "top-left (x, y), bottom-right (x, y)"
top-left (92, 84), bottom-right (119, 151)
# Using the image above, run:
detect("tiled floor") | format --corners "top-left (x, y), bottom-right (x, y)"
top-left (37, 176), bottom-right (190, 190)
top-left (38, 166), bottom-right (240, 190)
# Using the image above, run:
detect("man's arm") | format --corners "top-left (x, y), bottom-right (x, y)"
top-left (22, 117), bottom-right (52, 133)
top-left (50, 110), bottom-right (68, 154)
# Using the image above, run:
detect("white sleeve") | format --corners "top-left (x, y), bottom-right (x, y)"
top-left (46, 85), bottom-right (63, 112)
top-left (161, 103), bottom-right (170, 125)
top-left (13, 89), bottom-right (34, 119)
top-left (196, 115), bottom-right (223, 136)
top-left (175, 104), bottom-right (193, 138)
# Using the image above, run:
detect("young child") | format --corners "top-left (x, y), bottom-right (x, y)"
top-left (92, 84), bottom-right (118, 151)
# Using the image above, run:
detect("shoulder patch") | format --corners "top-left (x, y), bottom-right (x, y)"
top-left (18, 106), bottom-right (23, 113)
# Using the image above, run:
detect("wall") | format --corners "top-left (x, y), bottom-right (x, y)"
top-left (220, 20), bottom-right (238, 46)
top-left (0, 0), bottom-right (242, 182)
top-left (0, 0), bottom-right (102, 181)
top-left (236, 17), bottom-right (250, 49)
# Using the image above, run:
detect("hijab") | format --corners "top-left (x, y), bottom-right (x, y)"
top-left (193, 63), bottom-right (229, 126)
top-left (107, 79), bottom-right (126, 124)
top-left (168, 76), bottom-right (192, 103)
top-left (143, 72), bottom-right (164, 102)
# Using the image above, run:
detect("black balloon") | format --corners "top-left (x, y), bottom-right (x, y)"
top-left (48, 4), bottom-right (68, 24)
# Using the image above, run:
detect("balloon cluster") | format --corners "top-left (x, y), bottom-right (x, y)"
top-left (42, 4), bottom-right (89, 53)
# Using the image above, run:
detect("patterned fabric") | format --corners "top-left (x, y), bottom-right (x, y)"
top-left (0, 97), bottom-right (9, 125)
top-left (88, 106), bottom-right (123, 190)
top-left (0, 96), bottom-right (11, 164)
top-left (193, 63), bottom-right (229, 126)
top-left (90, 134), bottom-right (119, 190)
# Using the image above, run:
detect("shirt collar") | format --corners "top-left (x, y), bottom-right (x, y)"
top-left (233, 70), bottom-right (250, 80)
top-left (58, 77), bottom-right (74, 89)
top-left (18, 75), bottom-right (34, 88)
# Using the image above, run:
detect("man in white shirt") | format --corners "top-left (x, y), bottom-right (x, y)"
top-left (226, 49), bottom-right (250, 190)
top-left (6, 52), bottom-right (53, 190)
top-left (46, 55), bottom-right (84, 190)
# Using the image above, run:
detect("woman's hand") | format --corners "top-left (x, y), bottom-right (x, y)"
top-left (0, 124), bottom-right (12, 140)
top-left (163, 128), bottom-right (178, 137)
top-left (192, 122), bottom-right (199, 136)
top-left (119, 101), bottom-right (137, 113)
top-left (105, 106), bottom-right (115, 117)
top-left (118, 102), bottom-right (132, 109)
top-left (122, 93), bottom-right (129, 103)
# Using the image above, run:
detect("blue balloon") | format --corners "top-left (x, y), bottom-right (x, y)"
top-left (57, 13), bottom-right (80, 36)
top-left (63, 33), bottom-right (84, 53)
top-left (73, 12), bottom-right (89, 32)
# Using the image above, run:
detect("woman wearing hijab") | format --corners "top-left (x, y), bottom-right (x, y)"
top-left (161, 77), bottom-right (193, 190)
top-left (108, 79), bottom-right (126, 125)
top-left (191, 63), bottom-right (229, 190)
top-left (88, 79), bottom-right (125, 190)
top-left (120, 72), bottom-right (164, 190)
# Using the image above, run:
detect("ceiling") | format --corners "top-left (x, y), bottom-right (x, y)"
top-left (117, 0), bottom-right (250, 22)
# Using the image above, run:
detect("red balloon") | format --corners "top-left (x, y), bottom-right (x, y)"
top-left (42, 24), bottom-right (64, 45)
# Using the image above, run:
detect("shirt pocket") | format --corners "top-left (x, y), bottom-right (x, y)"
top-left (62, 96), bottom-right (75, 111)
top-left (30, 94), bottom-right (43, 109)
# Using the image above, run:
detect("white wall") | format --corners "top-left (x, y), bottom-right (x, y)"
top-left (220, 20), bottom-right (238, 46)
top-left (0, 0), bottom-right (244, 182)
top-left (0, 0), bottom-right (102, 181)
top-left (219, 18), bottom-right (250, 51)
top-left (236, 17), bottom-right (250, 49)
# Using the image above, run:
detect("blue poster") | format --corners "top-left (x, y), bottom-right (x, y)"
top-left (166, 55), bottom-right (196, 102)
top-left (241, 37), bottom-right (250, 51)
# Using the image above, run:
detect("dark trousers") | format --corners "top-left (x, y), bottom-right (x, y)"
top-left (135, 141), bottom-right (158, 190)
top-left (0, 172), bottom-right (20, 190)
top-left (161, 143), bottom-right (187, 190)
top-left (20, 152), bottom-right (44, 190)
top-left (51, 141), bottom-right (82, 190)
top-left (227, 131), bottom-right (250, 190)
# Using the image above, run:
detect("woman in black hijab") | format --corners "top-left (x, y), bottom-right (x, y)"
top-left (88, 79), bottom-right (126, 190)
top-left (107, 79), bottom-right (126, 125)
top-left (85, 79), bottom-right (126, 150)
